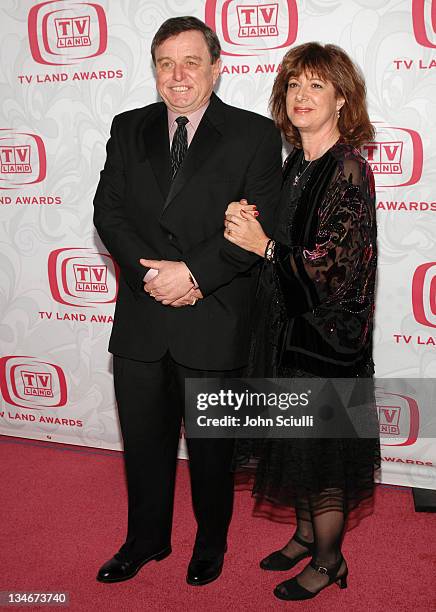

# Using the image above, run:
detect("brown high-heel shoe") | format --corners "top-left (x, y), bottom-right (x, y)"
top-left (273, 554), bottom-right (348, 600)
top-left (260, 532), bottom-right (314, 571)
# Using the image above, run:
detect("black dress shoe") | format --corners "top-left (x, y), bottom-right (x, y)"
top-left (186, 554), bottom-right (224, 586)
top-left (96, 546), bottom-right (171, 583)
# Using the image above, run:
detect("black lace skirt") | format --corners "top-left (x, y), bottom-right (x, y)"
top-left (234, 262), bottom-right (381, 524)
top-left (234, 366), bottom-right (381, 524)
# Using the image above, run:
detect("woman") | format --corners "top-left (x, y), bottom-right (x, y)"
top-left (224, 43), bottom-right (380, 601)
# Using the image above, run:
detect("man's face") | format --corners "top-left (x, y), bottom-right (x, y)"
top-left (155, 30), bottom-right (221, 114)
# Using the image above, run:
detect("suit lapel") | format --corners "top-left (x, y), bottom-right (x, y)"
top-left (144, 105), bottom-right (171, 201)
top-left (161, 93), bottom-right (225, 214)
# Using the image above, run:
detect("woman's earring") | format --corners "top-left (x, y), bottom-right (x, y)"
top-left (336, 108), bottom-right (341, 119)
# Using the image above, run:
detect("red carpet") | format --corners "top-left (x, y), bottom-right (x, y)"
top-left (1, 435), bottom-right (435, 611)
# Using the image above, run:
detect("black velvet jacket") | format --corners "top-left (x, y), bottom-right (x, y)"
top-left (255, 143), bottom-right (377, 377)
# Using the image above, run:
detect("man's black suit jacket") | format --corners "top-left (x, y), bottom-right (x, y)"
top-left (93, 93), bottom-right (282, 370)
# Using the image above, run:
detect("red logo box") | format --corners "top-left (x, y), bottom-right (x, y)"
top-left (0, 356), bottom-right (67, 409)
top-left (412, 262), bottom-right (436, 328)
top-left (48, 247), bottom-right (119, 307)
top-left (412, 0), bottom-right (436, 48)
top-left (237, 3), bottom-right (279, 38)
top-left (378, 404), bottom-right (400, 435)
top-left (205, 0), bottom-right (297, 56)
top-left (0, 130), bottom-right (46, 189)
top-left (28, 1), bottom-right (107, 66)
top-left (376, 387), bottom-right (419, 447)
top-left (360, 123), bottom-right (423, 188)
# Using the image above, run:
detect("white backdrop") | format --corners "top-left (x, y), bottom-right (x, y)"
top-left (0, 0), bottom-right (435, 490)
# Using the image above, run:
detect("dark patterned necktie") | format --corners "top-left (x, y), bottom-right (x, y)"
top-left (170, 116), bottom-right (189, 179)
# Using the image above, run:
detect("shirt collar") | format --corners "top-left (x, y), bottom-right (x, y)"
top-left (167, 100), bottom-right (210, 132)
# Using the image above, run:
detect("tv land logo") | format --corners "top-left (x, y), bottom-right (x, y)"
top-left (412, 0), bottom-right (436, 48)
top-left (0, 356), bottom-right (67, 409)
top-left (237, 4), bottom-right (278, 37)
top-left (0, 131), bottom-right (46, 189)
top-left (205, 0), bottom-right (297, 56)
top-left (378, 405), bottom-right (400, 435)
top-left (1, 145), bottom-right (31, 173)
top-left (412, 262), bottom-right (436, 328)
top-left (28, 1), bottom-right (107, 66)
top-left (376, 388), bottom-right (419, 446)
top-left (22, 371), bottom-right (53, 398)
top-left (55, 14), bottom-right (90, 48)
top-left (360, 124), bottom-right (423, 188)
top-left (361, 142), bottom-right (403, 174)
top-left (48, 248), bottom-right (119, 307)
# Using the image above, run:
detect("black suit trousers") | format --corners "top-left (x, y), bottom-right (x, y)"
top-left (113, 352), bottom-right (241, 561)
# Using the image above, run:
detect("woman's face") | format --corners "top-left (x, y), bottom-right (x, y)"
top-left (285, 71), bottom-right (344, 135)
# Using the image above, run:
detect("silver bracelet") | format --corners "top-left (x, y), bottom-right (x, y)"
top-left (264, 239), bottom-right (276, 261)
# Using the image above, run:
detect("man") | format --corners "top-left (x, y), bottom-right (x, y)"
top-left (93, 16), bottom-right (282, 586)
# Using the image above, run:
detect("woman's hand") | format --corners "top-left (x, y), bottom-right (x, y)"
top-left (224, 199), bottom-right (270, 256)
top-left (225, 199), bottom-right (257, 218)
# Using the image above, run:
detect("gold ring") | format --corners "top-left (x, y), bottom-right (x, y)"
top-left (150, 292), bottom-right (155, 298)
top-left (191, 298), bottom-right (197, 306)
